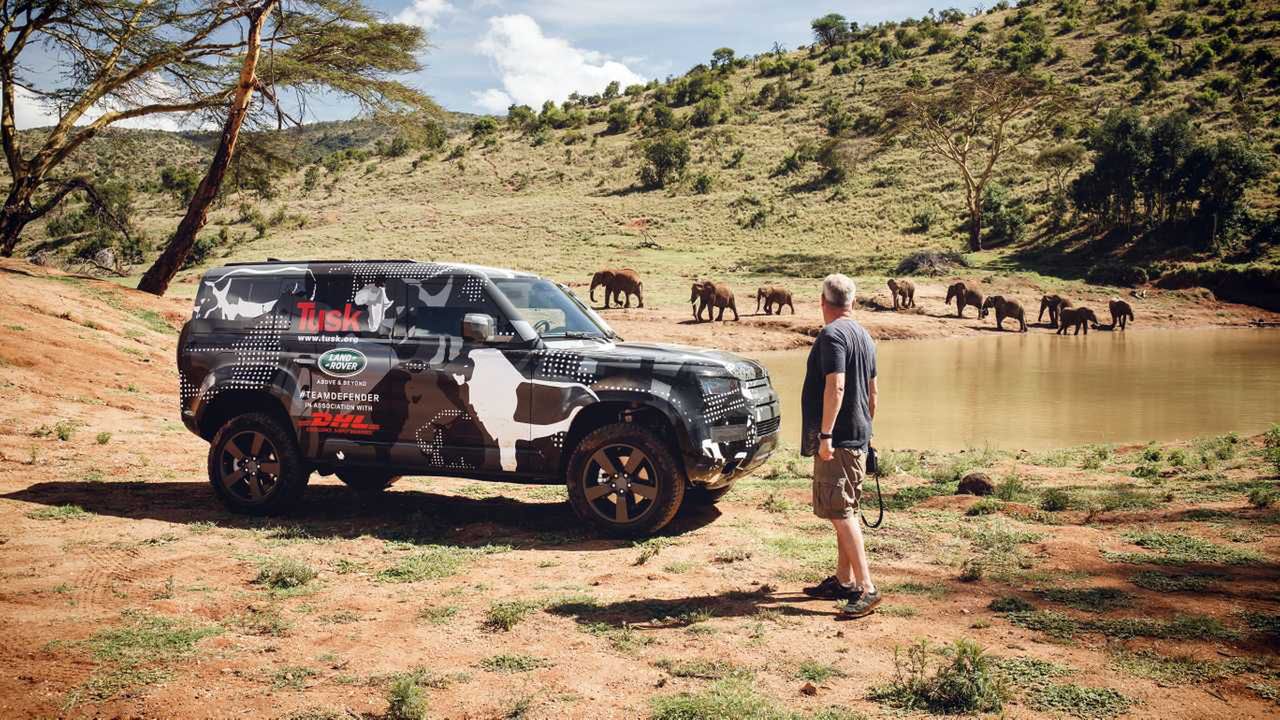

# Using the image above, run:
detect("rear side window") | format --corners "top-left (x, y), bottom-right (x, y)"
top-left (194, 272), bottom-right (291, 324)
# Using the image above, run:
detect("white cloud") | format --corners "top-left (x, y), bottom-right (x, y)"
top-left (532, 0), bottom-right (741, 27)
top-left (12, 86), bottom-right (58, 130)
top-left (395, 0), bottom-right (454, 31)
top-left (474, 14), bottom-right (645, 111)
top-left (471, 88), bottom-right (514, 113)
top-left (12, 82), bottom-right (200, 131)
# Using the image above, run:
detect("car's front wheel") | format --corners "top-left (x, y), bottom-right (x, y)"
top-left (566, 422), bottom-right (685, 536)
top-left (208, 412), bottom-right (308, 515)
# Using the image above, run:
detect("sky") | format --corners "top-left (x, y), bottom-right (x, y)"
top-left (13, 1), bottom-right (940, 129)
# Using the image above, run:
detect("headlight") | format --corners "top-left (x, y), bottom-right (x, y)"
top-left (699, 376), bottom-right (740, 396)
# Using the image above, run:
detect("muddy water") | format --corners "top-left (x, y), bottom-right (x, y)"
top-left (754, 329), bottom-right (1280, 451)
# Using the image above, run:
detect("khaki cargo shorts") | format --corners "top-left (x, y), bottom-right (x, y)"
top-left (812, 448), bottom-right (865, 520)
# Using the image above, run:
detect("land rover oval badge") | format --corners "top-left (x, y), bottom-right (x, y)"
top-left (317, 348), bottom-right (367, 377)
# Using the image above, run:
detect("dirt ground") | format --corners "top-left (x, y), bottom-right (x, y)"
top-left (1, 260), bottom-right (1277, 719)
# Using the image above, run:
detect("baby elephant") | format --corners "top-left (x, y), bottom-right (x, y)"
top-left (691, 280), bottom-right (739, 322)
top-left (1109, 299), bottom-right (1135, 330)
top-left (1057, 306), bottom-right (1099, 335)
top-left (887, 278), bottom-right (915, 310)
top-left (981, 295), bottom-right (1027, 332)
top-left (1038, 294), bottom-right (1072, 328)
top-left (755, 286), bottom-right (795, 315)
top-left (945, 282), bottom-right (984, 318)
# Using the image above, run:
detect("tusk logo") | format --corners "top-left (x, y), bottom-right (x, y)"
top-left (317, 348), bottom-right (367, 377)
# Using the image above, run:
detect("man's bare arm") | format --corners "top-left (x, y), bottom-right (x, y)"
top-left (823, 371), bottom-right (846, 434)
top-left (868, 376), bottom-right (878, 420)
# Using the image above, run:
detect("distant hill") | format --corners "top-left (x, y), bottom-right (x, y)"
top-left (8, 0), bottom-right (1280, 307)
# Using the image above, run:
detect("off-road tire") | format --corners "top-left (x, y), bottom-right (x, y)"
top-left (687, 483), bottom-right (735, 504)
top-left (337, 471), bottom-right (401, 493)
top-left (208, 412), bottom-right (308, 515)
top-left (566, 422), bottom-right (685, 537)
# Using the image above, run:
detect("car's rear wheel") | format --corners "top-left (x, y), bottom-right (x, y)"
top-left (566, 422), bottom-right (685, 537)
top-left (337, 470), bottom-right (401, 493)
top-left (208, 413), bottom-right (308, 515)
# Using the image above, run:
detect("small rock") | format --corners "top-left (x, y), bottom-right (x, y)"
top-left (800, 682), bottom-right (817, 696)
top-left (957, 472), bottom-right (994, 496)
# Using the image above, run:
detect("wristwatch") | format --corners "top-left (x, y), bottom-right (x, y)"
top-left (819, 432), bottom-right (834, 440)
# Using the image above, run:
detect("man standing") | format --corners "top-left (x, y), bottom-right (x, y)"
top-left (800, 274), bottom-right (880, 618)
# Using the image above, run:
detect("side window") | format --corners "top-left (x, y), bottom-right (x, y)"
top-left (292, 274), bottom-right (401, 337)
top-left (403, 275), bottom-right (512, 340)
top-left (194, 273), bottom-right (287, 324)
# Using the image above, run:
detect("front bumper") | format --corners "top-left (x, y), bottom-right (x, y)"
top-left (685, 374), bottom-right (782, 488)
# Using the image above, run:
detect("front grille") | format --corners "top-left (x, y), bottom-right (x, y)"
top-left (757, 416), bottom-right (781, 436)
top-left (744, 376), bottom-right (770, 391)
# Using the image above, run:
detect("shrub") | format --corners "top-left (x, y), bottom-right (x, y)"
top-left (386, 676), bottom-right (429, 720)
top-left (1264, 425), bottom-right (1280, 475)
top-left (638, 132), bottom-right (690, 189)
top-left (159, 165), bottom-right (200, 204)
top-left (692, 172), bottom-right (714, 194)
top-left (689, 98), bottom-right (724, 128)
top-left (1248, 487), bottom-right (1278, 509)
top-left (981, 183), bottom-right (1028, 246)
top-left (910, 206), bottom-right (938, 233)
top-left (1086, 261), bottom-right (1149, 287)
top-left (470, 117), bottom-right (499, 138)
top-left (816, 139), bottom-right (857, 184)
top-left (254, 557), bottom-right (317, 589)
top-left (1041, 488), bottom-right (1072, 512)
top-left (966, 498), bottom-right (1004, 516)
top-left (871, 639), bottom-right (1006, 714)
top-left (605, 101), bottom-right (631, 134)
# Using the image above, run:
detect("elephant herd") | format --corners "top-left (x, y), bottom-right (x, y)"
top-left (590, 268), bottom-right (795, 323)
top-left (587, 267), bottom-right (1135, 337)
top-left (897, 279), bottom-right (1135, 335)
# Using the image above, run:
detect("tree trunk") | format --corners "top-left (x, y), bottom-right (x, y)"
top-left (0, 176), bottom-right (36, 257)
top-left (967, 193), bottom-right (983, 252)
top-left (137, 1), bottom-right (276, 296)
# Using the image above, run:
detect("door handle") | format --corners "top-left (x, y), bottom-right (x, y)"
top-left (296, 356), bottom-right (315, 366)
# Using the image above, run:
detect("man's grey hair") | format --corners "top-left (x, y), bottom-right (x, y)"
top-left (822, 274), bottom-right (856, 308)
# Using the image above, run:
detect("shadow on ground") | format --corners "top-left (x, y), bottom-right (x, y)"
top-left (4, 480), bottom-right (721, 551)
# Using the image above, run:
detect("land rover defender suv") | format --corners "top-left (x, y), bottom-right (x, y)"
top-left (178, 260), bottom-right (781, 535)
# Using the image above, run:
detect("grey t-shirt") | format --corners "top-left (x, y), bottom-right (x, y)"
top-left (800, 317), bottom-right (876, 455)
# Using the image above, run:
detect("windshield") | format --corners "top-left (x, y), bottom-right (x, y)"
top-left (491, 278), bottom-right (615, 339)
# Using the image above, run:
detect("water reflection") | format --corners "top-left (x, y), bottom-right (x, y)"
top-left (754, 329), bottom-right (1280, 451)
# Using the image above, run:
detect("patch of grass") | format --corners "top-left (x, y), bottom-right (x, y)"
top-left (95, 432), bottom-right (111, 444)
top-left (1242, 611), bottom-right (1280, 639)
top-left (1098, 485), bottom-right (1159, 511)
top-left (416, 605), bottom-right (459, 625)
top-left (1129, 571), bottom-right (1217, 592)
top-left (759, 492), bottom-right (797, 514)
top-left (376, 544), bottom-right (510, 583)
top-left (928, 448), bottom-right (999, 485)
top-left (880, 581), bottom-right (947, 599)
top-left (1248, 486), bottom-right (1279, 509)
top-left (713, 547), bottom-right (753, 563)
top-left (993, 656), bottom-right (1073, 688)
top-left (989, 596), bottom-right (1034, 613)
top-left (282, 709), bottom-right (359, 720)
top-left (663, 560), bottom-right (697, 574)
top-left (584, 622), bottom-right (654, 653)
top-left (1109, 650), bottom-right (1249, 685)
top-left (1030, 683), bottom-right (1133, 719)
top-left (478, 653), bottom-right (549, 673)
top-left (484, 599), bottom-right (542, 631)
top-left (232, 605), bottom-right (292, 636)
top-left (966, 498), bottom-right (1004, 516)
top-left (993, 474), bottom-right (1033, 502)
top-left (386, 675), bottom-right (429, 720)
top-left (651, 677), bottom-right (863, 720)
top-left (634, 537), bottom-right (674, 565)
top-left (1104, 531), bottom-right (1264, 565)
top-left (869, 639), bottom-right (1006, 714)
top-left (1035, 587), bottom-right (1133, 613)
top-left (879, 604), bottom-right (919, 617)
top-left (70, 610), bottom-right (221, 703)
top-left (271, 665), bottom-right (318, 690)
top-left (1004, 610), bottom-right (1082, 639)
top-left (796, 660), bottom-right (845, 684)
top-left (26, 504), bottom-right (88, 520)
top-left (886, 483), bottom-right (952, 509)
top-left (656, 657), bottom-right (748, 680)
top-left (253, 557), bottom-right (317, 589)
top-left (1040, 488), bottom-right (1073, 512)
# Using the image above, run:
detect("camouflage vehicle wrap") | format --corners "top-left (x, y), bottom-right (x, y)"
top-left (178, 260), bottom-right (781, 534)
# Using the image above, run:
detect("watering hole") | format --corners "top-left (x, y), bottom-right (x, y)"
top-left (753, 328), bottom-right (1280, 451)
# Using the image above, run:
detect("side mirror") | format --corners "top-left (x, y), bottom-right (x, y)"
top-left (461, 313), bottom-right (496, 343)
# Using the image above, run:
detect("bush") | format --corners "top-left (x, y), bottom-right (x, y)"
top-left (386, 676), bottom-right (429, 720)
top-left (159, 165), bottom-right (200, 204)
top-left (1265, 425), bottom-right (1280, 475)
top-left (1041, 488), bottom-right (1072, 512)
top-left (1086, 261), bottom-right (1149, 287)
top-left (470, 117), bottom-right (499, 138)
top-left (981, 183), bottom-right (1028, 246)
top-left (254, 557), bottom-right (317, 589)
top-left (910, 206), bottom-right (938, 233)
top-left (871, 639), bottom-right (1006, 714)
top-left (816, 139), bottom-right (857, 184)
top-left (605, 101), bottom-right (631, 134)
top-left (692, 172), bottom-right (714, 194)
top-left (1248, 487), bottom-right (1278, 509)
top-left (638, 132), bottom-right (690, 189)
top-left (689, 97), bottom-right (725, 128)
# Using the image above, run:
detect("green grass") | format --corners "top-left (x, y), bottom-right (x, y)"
top-left (652, 677), bottom-right (864, 720)
top-left (879, 581), bottom-right (947, 599)
top-left (796, 660), bottom-right (845, 683)
top-left (993, 656), bottom-right (1074, 689)
top-left (68, 610), bottom-right (221, 704)
top-left (634, 537), bottom-right (674, 565)
top-left (386, 675), bottom-right (430, 720)
top-left (376, 544), bottom-right (510, 583)
top-left (584, 622), bottom-right (654, 654)
top-left (484, 599), bottom-right (542, 632)
top-left (1035, 587), bottom-right (1133, 613)
top-left (1030, 683), bottom-right (1133, 719)
top-left (271, 665), bottom-right (318, 690)
top-left (231, 605), bottom-right (291, 636)
top-left (1104, 531), bottom-right (1264, 565)
top-left (1129, 571), bottom-right (1217, 592)
top-left (253, 557), bottom-right (317, 589)
top-left (478, 653), bottom-right (550, 674)
top-left (965, 498), bottom-right (1004, 516)
top-left (416, 605), bottom-right (459, 625)
top-left (1004, 609), bottom-right (1238, 641)
top-left (869, 639), bottom-right (1006, 714)
top-left (1109, 650), bottom-right (1251, 685)
top-left (26, 504), bottom-right (88, 521)
top-left (656, 657), bottom-right (748, 680)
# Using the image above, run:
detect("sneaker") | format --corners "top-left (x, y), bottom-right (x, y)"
top-left (837, 589), bottom-right (882, 618)
top-left (803, 575), bottom-right (861, 601)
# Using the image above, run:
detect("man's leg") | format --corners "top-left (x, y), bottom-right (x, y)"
top-left (831, 516), bottom-right (874, 593)
top-left (831, 519), bottom-right (853, 585)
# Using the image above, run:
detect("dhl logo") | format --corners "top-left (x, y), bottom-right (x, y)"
top-left (298, 412), bottom-right (380, 435)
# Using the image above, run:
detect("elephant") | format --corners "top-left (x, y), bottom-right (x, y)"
top-left (756, 286), bottom-right (795, 315)
top-left (1057, 306), bottom-right (1099, 335)
top-left (980, 295), bottom-right (1027, 332)
top-left (591, 268), bottom-right (643, 308)
top-left (945, 282), bottom-right (984, 318)
top-left (1038, 294), bottom-right (1073, 328)
top-left (887, 278), bottom-right (916, 310)
top-left (1109, 299), bottom-right (1135, 330)
top-left (691, 280), bottom-right (739, 322)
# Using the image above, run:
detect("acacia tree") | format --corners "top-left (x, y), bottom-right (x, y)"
top-left (884, 71), bottom-right (1070, 250)
top-left (811, 14), bottom-right (849, 47)
top-left (0, 1), bottom-right (432, 269)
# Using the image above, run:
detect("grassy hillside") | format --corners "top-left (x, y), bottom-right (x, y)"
top-left (8, 0), bottom-right (1280, 309)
